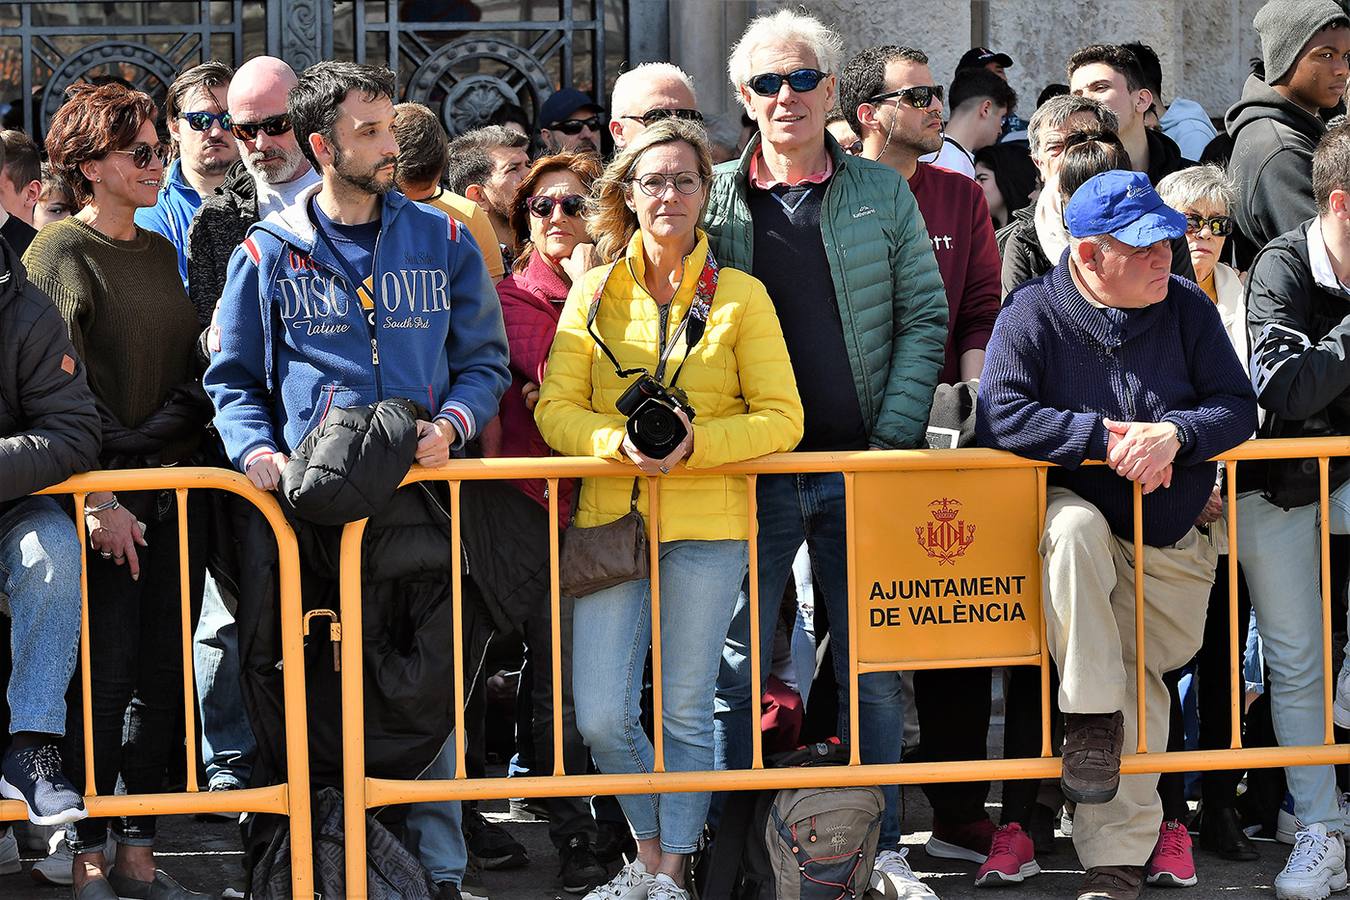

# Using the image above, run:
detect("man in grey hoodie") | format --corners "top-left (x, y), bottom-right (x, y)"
top-left (1227, 0), bottom-right (1350, 267)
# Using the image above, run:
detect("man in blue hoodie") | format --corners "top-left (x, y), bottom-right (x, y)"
top-left (203, 62), bottom-right (508, 900)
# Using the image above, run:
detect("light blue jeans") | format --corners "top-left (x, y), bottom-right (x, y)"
top-left (403, 732), bottom-right (467, 887)
top-left (573, 539), bottom-right (748, 855)
top-left (1237, 488), bottom-right (1350, 831)
top-left (0, 497), bottom-right (81, 736)
top-left (193, 571), bottom-right (255, 788)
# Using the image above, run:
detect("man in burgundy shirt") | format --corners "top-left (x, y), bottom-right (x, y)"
top-left (840, 43), bottom-right (1005, 864)
top-left (841, 44), bottom-right (1001, 385)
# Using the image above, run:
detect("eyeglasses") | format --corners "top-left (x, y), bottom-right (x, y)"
top-left (1184, 213), bottom-right (1234, 237)
top-left (629, 171), bottom-right (704, 197)
top-left (526, 194), bottom-right (587, 218)
top-left (867, 85), bottom-right (944, 110)
top-left (180, 110), bottom-right (232, 132)
top-left (108, 142), bottom-right (169, 169)
top-left (746, 68), bottom-right (828, 97)
top-left (229, 113), bottom-right (293, 142)
top-left (621, 108), bottom-right (705, 126)
top-left (548, 115), bottom-right (602, 135)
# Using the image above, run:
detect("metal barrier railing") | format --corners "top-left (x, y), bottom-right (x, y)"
top-left (335, 439), bottom-right (1350, 897)
top-left (13, 468), bottom-right (315, 898)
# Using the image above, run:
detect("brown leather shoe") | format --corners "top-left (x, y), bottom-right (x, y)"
top-left (1061, 710), bottom-right (1124, 804)
top-left (1078, 865), bottom-right (1144, 899)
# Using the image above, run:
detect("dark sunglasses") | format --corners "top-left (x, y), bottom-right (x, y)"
top-left (1184, 213), bottom-right (1234, 237)
top-left (180, 110), bottom-right (232, 132)
top-left (842, 139), bottom-right (863, 155)
top-left (109, 142), bottom-right (169, 169)
top-left (526, 194), bottom-right (587, 218)
top-left (867, 84), bottom-right (944, 110)
top-left (622, 108), bottom-right (705, 126)
top-left (229, 113), bottom-right (293, 141)
top-left (746, 68), bottom-right (828, 97)
top-left (549, 115), bottom-right (601, 135)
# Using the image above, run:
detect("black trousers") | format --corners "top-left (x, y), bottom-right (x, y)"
top-left (914, 667), bottom-right (992, 824)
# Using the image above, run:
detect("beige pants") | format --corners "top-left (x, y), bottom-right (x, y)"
top-left (1041, 487), bottom-right (1216, 867)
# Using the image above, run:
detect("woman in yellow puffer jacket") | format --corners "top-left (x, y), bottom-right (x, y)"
top-left (535, 117), bottom-right (802, 900)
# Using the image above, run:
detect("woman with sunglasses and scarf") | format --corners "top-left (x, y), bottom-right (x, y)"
top-left (25, 81), bottom-right (210, 900)
top-left (535, 118), bottom-right (803, 900)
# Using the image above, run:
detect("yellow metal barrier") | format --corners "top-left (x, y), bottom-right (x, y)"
top-left (315, 439), bottom-right (1350, 897)
top-left (12, 468), bottom-right (316, 898)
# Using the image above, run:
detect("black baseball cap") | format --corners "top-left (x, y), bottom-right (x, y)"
top-left (538, 88), bottom-right (602, 127)
top-left (958, 47), bottom-right (1015, 71)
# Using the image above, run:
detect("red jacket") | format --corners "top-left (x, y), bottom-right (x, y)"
top-left (907, 162), bottom-right (1002, 384)
top-left (493, 252), bottom-right (575, 523)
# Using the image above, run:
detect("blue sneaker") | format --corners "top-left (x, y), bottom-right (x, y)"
top-left (0, 743), bottom-right (86, 826)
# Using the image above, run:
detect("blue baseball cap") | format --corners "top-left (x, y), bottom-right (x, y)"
top-left (1064, 170), bottom-right (1187, 247)
top-left (538, 88), bottom-right (602, 128)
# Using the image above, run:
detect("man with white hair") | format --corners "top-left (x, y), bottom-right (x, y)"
top-left (703, 9), bottom-right (949, 895)
top-left (608, 62), bottom-right (702, 151)
top-left (182, 54), bottom-right (319, 807)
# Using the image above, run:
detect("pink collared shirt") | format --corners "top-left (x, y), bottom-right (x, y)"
top-left (748, 148), bottom-right (834, 189)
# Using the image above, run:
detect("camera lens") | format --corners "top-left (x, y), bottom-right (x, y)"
top-left (628, 402), bottom-right (687, 458)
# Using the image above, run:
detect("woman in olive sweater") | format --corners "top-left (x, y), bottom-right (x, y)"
top-left (24, 82), bottom-right (209, 900)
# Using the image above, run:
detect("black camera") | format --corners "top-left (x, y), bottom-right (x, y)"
top-left (615, 374), bottom-right (696, 458)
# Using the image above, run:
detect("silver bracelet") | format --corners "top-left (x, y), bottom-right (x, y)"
top-left (84, 495), bottom-right (120, 515)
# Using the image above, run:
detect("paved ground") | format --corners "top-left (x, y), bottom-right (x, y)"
top-left (0, 791), bottom-right (1289, 899)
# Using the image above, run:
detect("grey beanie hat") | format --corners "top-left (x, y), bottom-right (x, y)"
top-left (1255, 0), bottom-right (1350, 84)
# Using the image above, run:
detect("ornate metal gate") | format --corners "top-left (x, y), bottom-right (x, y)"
top-left (0, 0), bottom-right (625, 140)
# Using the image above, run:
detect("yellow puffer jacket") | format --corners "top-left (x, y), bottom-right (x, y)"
top-left (535, 230), bottom-right (804, 542)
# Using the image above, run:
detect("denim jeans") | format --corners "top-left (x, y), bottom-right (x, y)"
top-left (713, 473), bottom-right (904, 847)
top-left (403, 733), bottom-right (467, 887)
top-left (66, 491), bottom-right (205, 853)
top-left (573, 539), bottom-right (747, 854)
top-left (193, 571), bottom-right (255, 788)
top-left (1237, 487), bottom-right (1350, 831)
top-left (0, 497), bottom-right (81, 736)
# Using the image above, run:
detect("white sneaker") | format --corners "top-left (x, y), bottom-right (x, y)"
top-left (582, 859), bottom-right (655, 900)
top-left (0, 828), bottom-right (19, 876)
top-left (1335, 664), bottom-right (1350, 730)
top-left (871, 848), bottom-right (939, 899)
top-left (31, 833), bottom-right (114, 886)
top-left (645, 873), bottom-right (689, 900)
top-left (1279, 793), bottom-right (1350, 846)
top-left (1275, 823), bottom-right (1348, 900)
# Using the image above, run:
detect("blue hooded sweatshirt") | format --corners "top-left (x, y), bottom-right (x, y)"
top-left (203, 181), bottom-right (510, 471)
top-left (134, 158), bottom-right (202, 289)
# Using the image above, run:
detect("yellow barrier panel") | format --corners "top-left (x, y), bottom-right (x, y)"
top-left (22, 468), bottom-right (314, 898)
top-left (329, 441), bottom-right (1350, 899)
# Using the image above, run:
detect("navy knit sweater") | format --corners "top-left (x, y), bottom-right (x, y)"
top-left (975, 259), bottom-right (1258, 546)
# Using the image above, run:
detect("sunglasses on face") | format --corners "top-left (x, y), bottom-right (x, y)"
top-left (622, 107), bottom-right (705, 126)
top-left (180, 110), bottom-right (232, 132)
top-left (109, 142), bottom-right (170, 169)
top-left (867, 84), bottom-right (944, 110)
top-left (746, 68), bottom-right (828, 97)
top-left (229, 113), bottom-right (293, 141)
top-left (629, 171), bottom-right (704, 197)
top-left (549, 115), bottom-right (601, 135)
top-left (842, 139), bottom-right (864, 155)
top-left (526, 194), bottom-right (587, 218)
top-left (1184, 213), bottom-right (1234, 237)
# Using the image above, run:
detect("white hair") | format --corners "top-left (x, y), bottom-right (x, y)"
top-left (727, 8), bottom-right (844, 92)
top-left (1156, 164), bottom-right (1236, 215)
top-left (611, 63), bottom-right (698, 116)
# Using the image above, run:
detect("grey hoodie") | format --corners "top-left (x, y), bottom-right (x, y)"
top-left (1226, 74), bottom-right (1327, 267)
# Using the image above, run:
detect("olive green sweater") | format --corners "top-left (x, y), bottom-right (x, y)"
top-left (23, 216), bottom-right (200, 429)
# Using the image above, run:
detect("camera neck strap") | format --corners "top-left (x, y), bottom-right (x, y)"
top-left (585, 247), bottom-right (719, 389)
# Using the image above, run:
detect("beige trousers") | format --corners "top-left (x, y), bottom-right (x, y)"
top-left (1041, 487), bottom-right (1217, 867)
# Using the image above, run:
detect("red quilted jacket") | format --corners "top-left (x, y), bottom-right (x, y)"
top-left (493, 252), bottom-right (575, 524)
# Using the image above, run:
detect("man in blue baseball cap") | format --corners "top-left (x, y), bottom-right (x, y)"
top-left (976, 170), bottom-right (1258, 899)
top-left (538, 87), bottom-right (603, 155)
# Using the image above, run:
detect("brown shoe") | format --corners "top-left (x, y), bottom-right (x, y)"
top-left (1061, 710), bottom-right (1124, 805)
top-left (1078, 865), bottom-right (1144, 900)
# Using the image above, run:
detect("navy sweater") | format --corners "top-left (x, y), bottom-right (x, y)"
top-left (976, 259), bottom-right (1258, 546)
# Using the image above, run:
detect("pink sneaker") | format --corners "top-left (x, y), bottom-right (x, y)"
top-left (1146, 819), bottom-right (1198, 887)
top-left (975, 823), bottom-right (1040, 887)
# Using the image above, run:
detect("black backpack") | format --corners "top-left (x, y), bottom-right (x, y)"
top-left (702, 741), bottom-right (884, 900)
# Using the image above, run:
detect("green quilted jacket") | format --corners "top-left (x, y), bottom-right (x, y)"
top-left (702, 135), bottom-right (949, 450)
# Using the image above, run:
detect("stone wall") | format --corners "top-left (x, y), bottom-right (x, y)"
top-left (666, 0), bottom-right (1263, 138)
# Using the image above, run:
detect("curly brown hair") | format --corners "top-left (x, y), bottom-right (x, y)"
top-left (45, 81), bottom-right (158, 207)
top-left (508, 151), bottom-right (604, 273)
